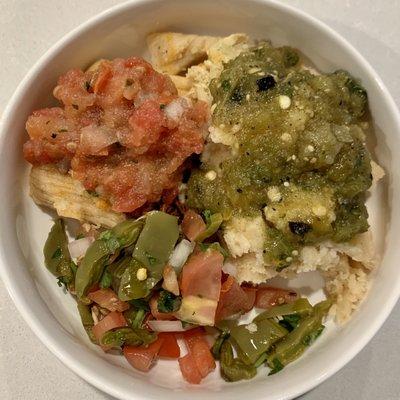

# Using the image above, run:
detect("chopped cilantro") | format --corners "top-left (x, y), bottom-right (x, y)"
top-left (202, 209), bottom-right (212, 225)
top-left (52, 247), bottom-right (62, 260)
top-left (157, 290), bottom-right (181, 313)
top-left (279, 314), bottom-right (301, 331)
top-left (268, 358), bottom-right (284, 375)
top-left (145, 252), bottom-right (158, 266)
top-left (302, 325), bottom-right (324, 346)
top-left (99, 269), bottom-right (112, 289)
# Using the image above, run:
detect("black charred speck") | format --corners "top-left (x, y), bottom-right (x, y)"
top-left (230, 87), bottom-right (244, 102)
top-left (289, 221), bottom-right (312, 236)
top-left (257, 75), bottom-right (276, 92)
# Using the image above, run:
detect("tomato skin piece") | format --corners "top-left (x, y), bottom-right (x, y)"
top-left (123, 338), bottom-right (164, 372)
top-left (158, 333), bottom-right (180, 359)
top-left (178, 353), bottom-right (202, 384)
top-left (181, 210), bottom-right (206, 241)
top-left (215, 276), bottom-right (256, 321)
top-left (88, 288), bottom-right (129, 312)
top-left (92, 311), bottom-right (127, 343)
top-left (255, 286), bottom-right (298, 309)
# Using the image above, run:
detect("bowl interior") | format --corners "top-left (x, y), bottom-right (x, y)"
top-left (0, 1), bottom-right (399, 399)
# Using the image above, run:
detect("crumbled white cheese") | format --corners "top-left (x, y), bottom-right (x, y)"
top-left (283, 181), bottom-right (290, 187)
top-left (136, 268), bottom-right (148, 281)
top-left (312, 205), bottom-right (327, 217)
top-left (248, 67), bottom-right (262, 74)
top-left (267, 186), bottom-right (282, 202)
top-left (292, 250), bottom-right (299, 256)
top-left (246, 94), bottom-right (250, 101)
top-left (231, 124), bottom-right (241, 133)
top-left (205, 170), bottom-right (217, 181)
top-left (279, 95), bottom-right (291, 109)
top-left (223, 215), bottom-right (266, 258)
top-left (286, 257), bottom-right (293, 263)
top-left (245, 323), bottom-right (258, 333)
top-left (307, 145), bottom-right (315, 152)
top-left (281, 133), bottom-right (292, 142)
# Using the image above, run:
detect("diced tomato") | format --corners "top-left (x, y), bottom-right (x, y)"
top-left (180, 250), bottom-right (223, 301)
top-left (178, 353), bottom-right (202, 384)
top-left (149, 294), bottom-right (176, 321)
top-left (242, 286), bottom-right (257, 308)
top-left (88, 288), bottom-right (129, 312)
top-left (23, 56), bottom-right (207, 214)
top-left (92, 63), bottom-right (112, 94)
top-left (215, 276), bottom-right (256, 321)
top-left (181, 328), bottom-right (215, 381)
top-left (255, 286), bottom-right (298, 309)
top-left (92, 311), bottom-right (127, 343)
top-left (88, 283), bottom-right (100, 294)
top-left (191, 340), bottom-right (216, 378)
top-left (158, 333), bottom-right (180, 359)
top-left (182, 327), bottom-right (206, 352)
top-left (181, 210), bottom-right (206, 241)
top-left (123, 338), bottom-right (164, 372)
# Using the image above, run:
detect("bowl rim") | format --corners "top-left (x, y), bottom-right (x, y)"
top-left (1, 0), bottom-right (400, 399)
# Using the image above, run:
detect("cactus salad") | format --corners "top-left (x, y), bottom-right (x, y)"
top-left (24, 33), bottom-right (382, 384)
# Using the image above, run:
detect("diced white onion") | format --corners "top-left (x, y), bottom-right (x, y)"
top-left (222, 261), bottom-right (237, 276)
top-left (68, 237), bottom-right (94, 259)
top-left (168, 239), bottom-right (195, 271)
top-left (164, 98), bottom-right (187, 122)
top-left (80, 125), bottom-right (118, 155)
top-left (147, 320), bottom-right (194, 332)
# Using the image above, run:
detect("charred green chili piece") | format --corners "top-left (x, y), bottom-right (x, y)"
top-left (44, 219), bottom-right (75, 287)
top-left (77, 302), bottom-right (97, 344)
top-left (75, 219), bottom-right (143, 299)
top-left (267, 300), bottom-right (332, 370)
top-left (118, 259), bottom-right (150, 301)
top-left (254, 298), bottom-right (313, 322)
top-left (211, 330), bottom-right (230, 360)
top-left (100, 327), bottom-right (156, 348)
top-left (123, 308), bottom-right (147, 329)
top-left (133, 211), bottom-right (179, 272)
top-left (196, 211), bottom-right (223, 242)
top-left (115, 211), bottom-right (179, 300)
top-left (230, 319), bottom-right (288, 365)
top-left (108, 257), bottom-right (131, 293)
top-left (220, 340), bottom-right (257, 382)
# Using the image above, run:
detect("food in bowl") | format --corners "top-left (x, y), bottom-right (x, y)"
top-left (22, 32), bottom-right (384, 384)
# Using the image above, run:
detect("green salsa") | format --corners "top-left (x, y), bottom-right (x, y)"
top-left (187, 43), bottom-right (372, 267)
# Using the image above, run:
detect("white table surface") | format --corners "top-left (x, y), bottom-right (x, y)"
top-left (1, 0), bottom-right (399, 399)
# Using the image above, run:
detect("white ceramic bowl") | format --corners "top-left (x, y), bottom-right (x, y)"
top-left (0, 0), bottom-right (399, 399)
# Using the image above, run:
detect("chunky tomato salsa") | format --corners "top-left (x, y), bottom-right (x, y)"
top-left (24, 57), bottom-right (207, 212)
